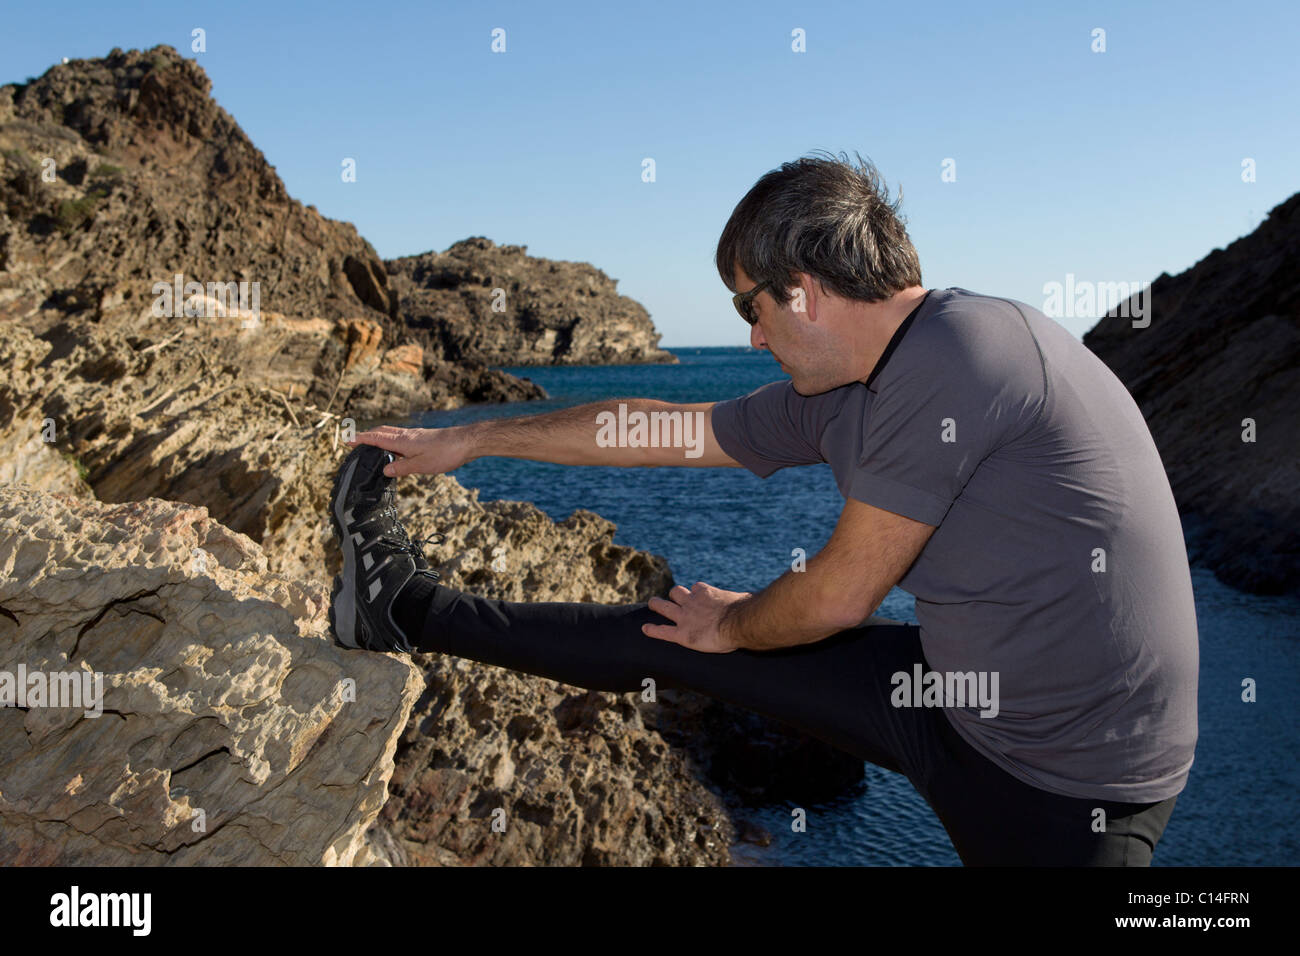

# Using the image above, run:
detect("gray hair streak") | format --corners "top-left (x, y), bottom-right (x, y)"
top-left (715, 149), bottom-right (923, 308)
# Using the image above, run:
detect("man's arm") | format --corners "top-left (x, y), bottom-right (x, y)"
top-left (352, 399), bottom-right (743, 476)
top-left (644, 497), bottom-right (936, 652)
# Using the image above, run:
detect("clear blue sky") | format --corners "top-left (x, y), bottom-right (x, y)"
top-left (4, 0), bottom-right (1297, 345)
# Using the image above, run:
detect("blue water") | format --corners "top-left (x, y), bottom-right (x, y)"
top-left (414, 347), bottom-right (1300, 866)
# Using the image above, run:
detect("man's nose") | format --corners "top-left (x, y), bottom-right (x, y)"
top-left (749, 320), bottom-right (767, 350)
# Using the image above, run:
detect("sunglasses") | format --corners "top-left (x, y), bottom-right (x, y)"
top-left (732, 279), bottom-right (771, 325)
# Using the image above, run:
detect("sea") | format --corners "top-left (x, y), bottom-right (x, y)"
top-left (414, 346), bottom-right (1300, 866)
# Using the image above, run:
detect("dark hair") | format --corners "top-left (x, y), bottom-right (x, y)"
top-left (715, 149), bottom-right (922, 308)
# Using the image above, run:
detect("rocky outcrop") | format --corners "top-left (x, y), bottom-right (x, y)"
top-left (1, 45), bottom-right (675, 397)
top-left (390, 238), bottom-right (676, 366)
top-left (0, 488), bottom-right (424, 865)
top-left (0, 325), bottom-right (94, 499)
top-left (0, 471), bottom-right (746, 867)
top-left (376, 667), bottom-right (731, 866)
top-left (0, 46), bottom-right (390, 325)
top-left (0, 323), bottom-right (673, 589)
top-left (0, 318), bottom-right (754, 867)
top-left (0, 484), bottom-right (750, 868)
top-left (0, 45), bottom-right (542, 411)
top-left (1084, 191), bottom-right (1300, 594)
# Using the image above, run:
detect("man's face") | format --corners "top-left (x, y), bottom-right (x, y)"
top-left (735, 266), bottom-right (841, 395)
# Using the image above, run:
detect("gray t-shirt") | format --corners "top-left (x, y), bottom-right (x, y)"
top-left (711, 287), bottom-right (1198, 802)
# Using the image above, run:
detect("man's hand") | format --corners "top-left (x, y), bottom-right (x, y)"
top-left (712, 498), bottom-right (937, 651)
top-left (643, 582), bottom-right (752, 653)
top-left (349, 425), bottom-right (475, 477)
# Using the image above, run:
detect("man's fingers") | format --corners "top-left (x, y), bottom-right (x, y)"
top-left (348, 433), bottom-right (402, 452)
top-left (669, 584), bottom-right (692, 603)
top-left (386, 454), bottom-right (421, 478)
top-left (351, 427), bottom-right (420, 452)
top-left (647, 596), bottom-right (681, 622)
top-left (641, 622), bottom-right (681, 644)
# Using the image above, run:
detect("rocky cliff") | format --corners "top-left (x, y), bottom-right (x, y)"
top-left (0, 483), bottom-right (748, 866)
top-left (0, 45), bottom-right (542, 416)
top-left (389, 238), bottom-right (676, 366)
top-left (0, 489), bottom-right (422, 865)
top-left (0, 44), bottom-right (674, 383)
top-left (1084, 191), bottom-right (1300, 594)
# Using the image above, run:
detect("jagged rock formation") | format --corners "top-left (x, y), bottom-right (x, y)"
top-left (0, 46), bottom-right (388, 323)
top-left (376, 669), bottom-right (731, 866)
top-left (0, 488), bottom-right (425, 865)
top-left (390, 238), bottom-right (676, 366)
top-left (0, 323), bottom-right (675, 589)
top-left (0, 44), bottom-right (541, 413)
top-left (1, 46), bottom-right (675, 388)
top-left (1084, 192), bottom-right (1300, 594)
top-left (0, 487), bottom-right (740, 867)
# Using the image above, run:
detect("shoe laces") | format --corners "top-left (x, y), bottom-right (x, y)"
top-left (374, 485), bottom-right (446, 582)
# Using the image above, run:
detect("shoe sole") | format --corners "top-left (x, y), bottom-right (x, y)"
top-left (330, 452), bottom-right (364, 649)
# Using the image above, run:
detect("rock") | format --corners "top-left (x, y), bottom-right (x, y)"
top-left (0, 320), bottom-right (751, 867)
top-left (735, 818), bottom-right (773, 846)
top-left (0, 428), bottom-right (91, 499)
top-left (0, 488), bottom-right (424, 865)
top-left (341, 318), bottom-right (387, 371)
top-left (0, 45), bottom-right (539, 407)
top-left (395, 476), bottom-right (674, 603)
top-left (0, 325), bottom-right (93, 499)
top-left (389, 237), bottom-right (677, 366)
top-left (381, 675), bottom-right (732, 866)
top-left (342, 254), bottom-right (395, 318)
top-left (0, 46), bottom-right (381, 324)
top-left (1084, 191), bottom-right (1300, 594)
top-left (1, 45), bottom-right (675, 401)
top-left (380, 343), bottom-right (423, 377)
top-left (0, 319), bottom-right (536, 582)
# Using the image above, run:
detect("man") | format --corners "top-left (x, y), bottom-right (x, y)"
top-left (331, 151), bottom-right (1199, 866)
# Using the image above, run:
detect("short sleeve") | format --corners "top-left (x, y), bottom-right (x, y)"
top-left (711, 380), bottom-right (847, 477)
top-left (849, 328), bottom-right (1044, 525)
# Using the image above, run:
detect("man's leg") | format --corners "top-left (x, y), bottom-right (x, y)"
top-left (406, 584), bottom-right (935, 777)
top-left (911, 700), bottom-right (1181, 866)
top-left (407, 584), bottom-right (1180, 865)
top-left (333, 442), bottom-right (932, 771)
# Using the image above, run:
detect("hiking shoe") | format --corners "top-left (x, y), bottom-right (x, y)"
top-left (329, 443), bottom-right (444, 653)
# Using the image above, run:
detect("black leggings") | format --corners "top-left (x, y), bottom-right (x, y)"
top-left (412, 587), bottom-right (1179, 866)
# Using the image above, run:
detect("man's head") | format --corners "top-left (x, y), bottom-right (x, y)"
top-left (716, 150), bottom-right (924, 395)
